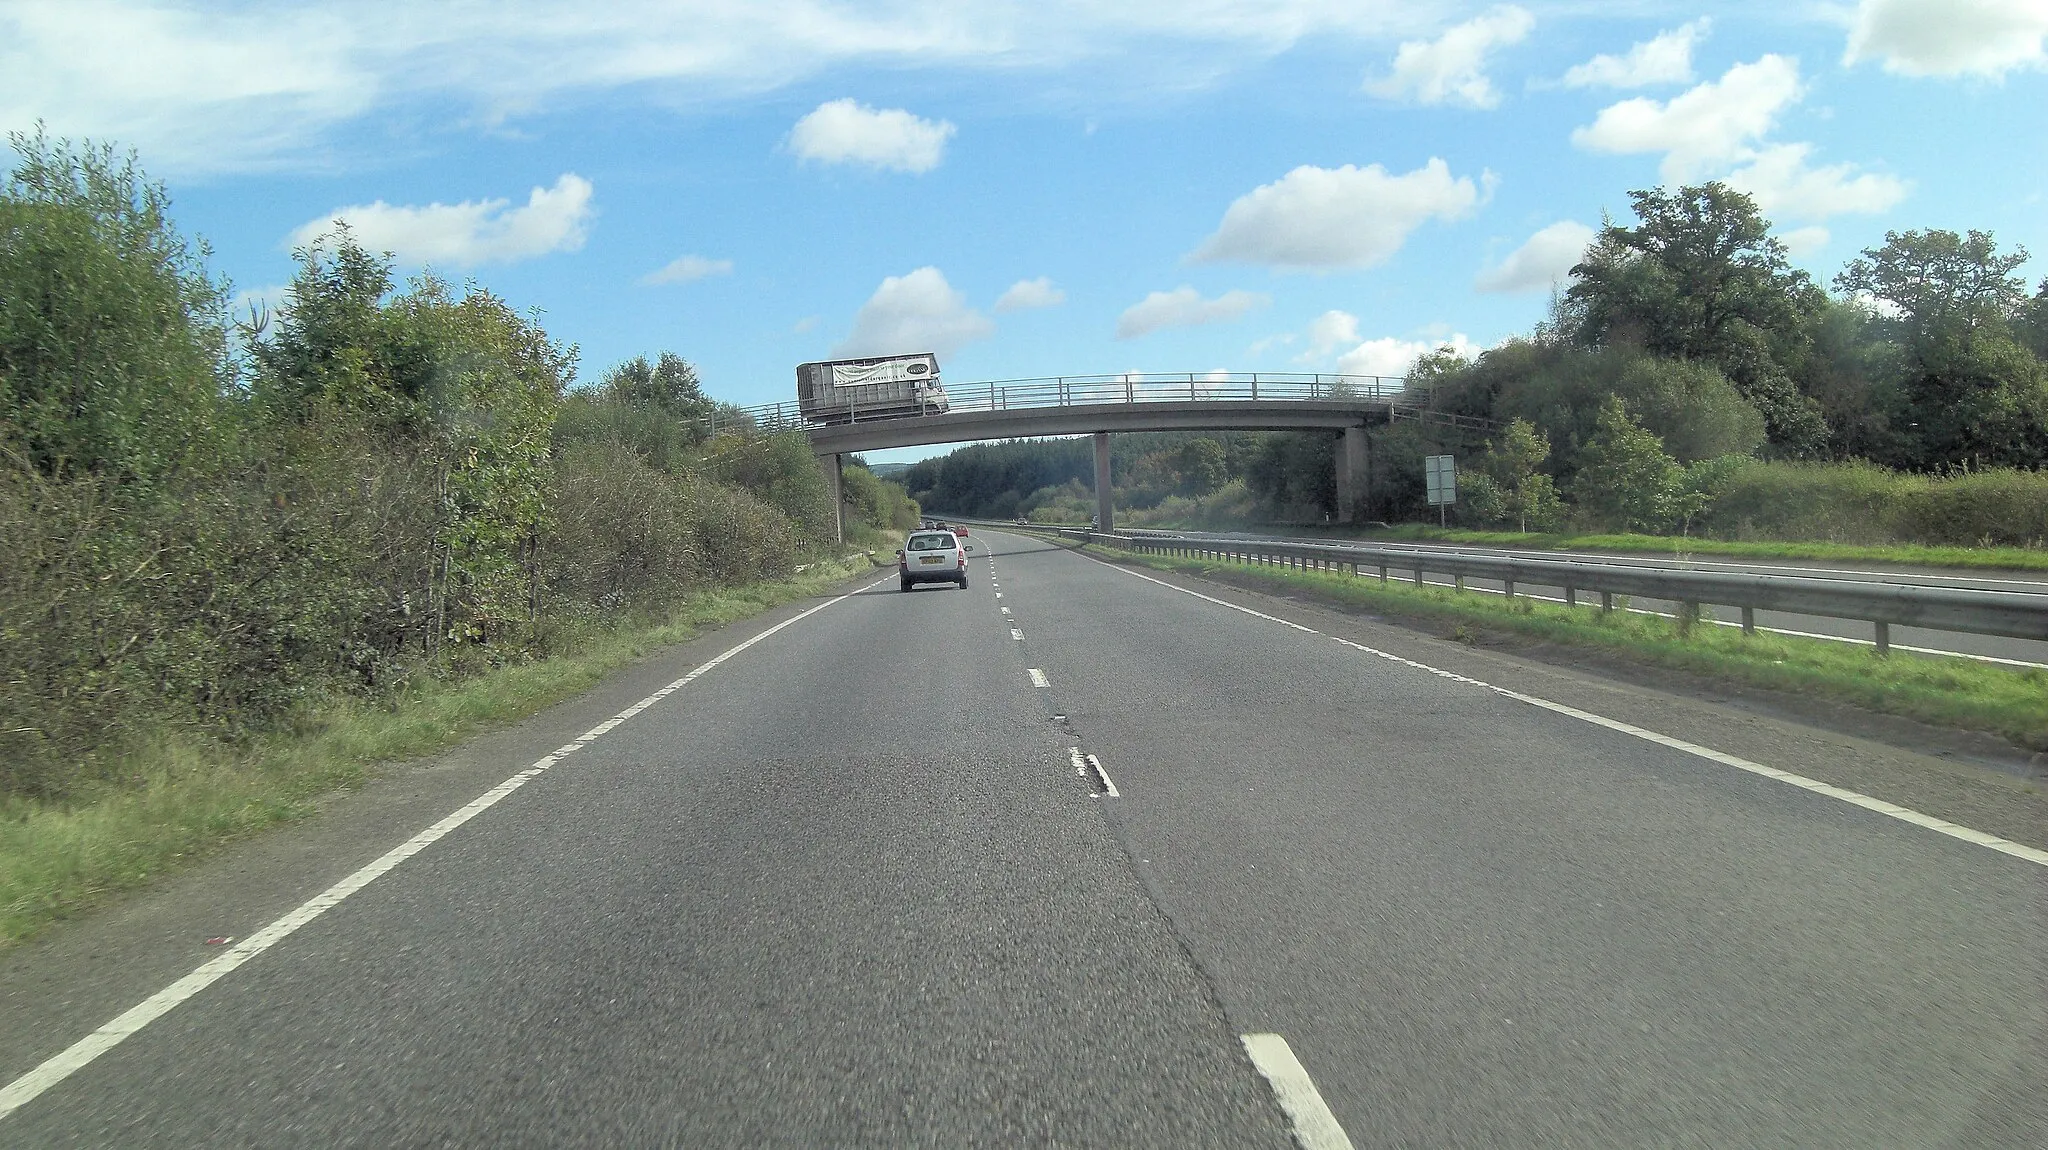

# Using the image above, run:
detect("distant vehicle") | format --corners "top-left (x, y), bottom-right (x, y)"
top-left (796, 353), bottom-right (948, 425)
top-left (898, 530), bottom-right (968, 591)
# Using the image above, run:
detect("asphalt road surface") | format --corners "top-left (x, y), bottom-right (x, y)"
top-left (3, 530), bottom-right (2044, 1146)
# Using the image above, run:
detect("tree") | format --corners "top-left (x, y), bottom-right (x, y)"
top-left (1473, 418), bottom-right (1564, 532)
top-left (1835, 229), bottom-right (2047, 469)
top-left (1568, 182), bottom-right (1827, 454)
top-left (1568, 397), bottom-right (1684, 533)
top-left (0, 128), bottom-right (232, 481)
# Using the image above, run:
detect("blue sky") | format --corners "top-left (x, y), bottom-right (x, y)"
top-left (6, 1), bottom-right (2044, 464)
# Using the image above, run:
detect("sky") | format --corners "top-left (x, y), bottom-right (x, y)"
top-left (5, 0), bottom-right (2045, 464)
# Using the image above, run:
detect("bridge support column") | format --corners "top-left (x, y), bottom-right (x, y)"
top-left (819, 451), bottom-right (845, 545)
top-left (1337, 425), bottom-right (1371, 523)
top-left (1093, 432), bottom-right (1113, 533)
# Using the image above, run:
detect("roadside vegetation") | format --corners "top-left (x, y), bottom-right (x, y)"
top-left (0, 131), bottom-right (915, 943)
top-left (908, 183), bottom-right (2048, 557)
top-left (1077, 540), bottom-right (2048, 758)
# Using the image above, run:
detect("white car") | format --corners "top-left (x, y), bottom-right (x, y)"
top-left (898, 530), bottom-right (968, 591)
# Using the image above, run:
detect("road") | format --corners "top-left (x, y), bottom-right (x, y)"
top-left (1121, 526), bottom-right (2048, 666)
top-left (3, 530), bottom-right (2045, 1146)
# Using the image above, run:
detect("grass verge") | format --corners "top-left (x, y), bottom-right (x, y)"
top-left (0, 556), bottom-right (876, 948)
top-left (1084, 543), bottom-right (2048, 754)
top-left (1132, 519), bottom-right (2048, 572)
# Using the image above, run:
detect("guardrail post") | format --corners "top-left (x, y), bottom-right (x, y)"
top-left (1741, 606), bottom-right (1755, 635)
top-left (1875, 621), bottom-right (1890, 657)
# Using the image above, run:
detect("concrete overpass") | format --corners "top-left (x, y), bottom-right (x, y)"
top-left (715, 373), bottom-right (1495, 542)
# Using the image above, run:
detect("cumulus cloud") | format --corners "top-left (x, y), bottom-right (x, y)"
top-left (1116, 287), bottom-right (1267, 340)
top-left (1307, 310), bottom-right (1361, 355)
top-left (1475, 220), bottom-right (1597, 293)
top-left (1779, 225), bottom-right (1831, 257)
top-left (1561, 19), bottom-right (1707, 88)
top-left (1336, 332), bottom-right (1477, 378)
top-left (1364, 5), bottom-right (1534, 108)
top-left (640, 254), bottom-right (733, 285)
top-left (833, 267), bottom-right (993, 359)
top-left (1191, 158), bottom-right (1485, 271)
top-left (289, 173), bottom-right (594, 266)
top-left (994, 277), bottom-right (1065, 312)
top-left (787, 98), bottom-right (956, 173)
top-left (1844, 0), bottom-right (2048, 77)
top-left (1723, 143), bottom-right (1909, 221)
top-left (1571, 55), bottom-right (1802, 180)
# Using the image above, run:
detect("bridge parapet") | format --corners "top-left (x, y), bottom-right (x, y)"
top-left (693, 372), bottom-right (1494, 440)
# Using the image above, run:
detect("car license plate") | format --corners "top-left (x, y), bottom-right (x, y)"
top-left (920, 556), bottom-right (943, 564)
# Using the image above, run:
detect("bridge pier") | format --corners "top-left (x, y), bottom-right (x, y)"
top-left (819, 451), bottom-right (845, 545)
top-left (1093, 432), bottom-right (1113, 533)
top-left (1337, 425), bottom-right (1371, 523)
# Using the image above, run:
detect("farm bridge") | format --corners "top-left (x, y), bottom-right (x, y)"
top-left (711, 373), bottom-right (1496, 542)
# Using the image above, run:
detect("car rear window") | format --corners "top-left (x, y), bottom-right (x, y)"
top-left (908, 534), bottom-right (953, 551)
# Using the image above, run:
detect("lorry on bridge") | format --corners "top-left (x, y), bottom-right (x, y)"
top-left (796, 353), bottom-right (949, 424)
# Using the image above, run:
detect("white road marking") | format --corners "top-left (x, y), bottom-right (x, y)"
top-left (0, 574), bottom-right (894, 1125)
top-left (1241, 1033), bottom-right (1355, 1150)
top-left (1088, 557), bottom-right (2048, 869)
top-left (1069, 747), bottom-right (1119, 797)
top-left (1011, 628), bottom-right (1025, 640)
top-left (1029, 668), bottom-right (1049, 687)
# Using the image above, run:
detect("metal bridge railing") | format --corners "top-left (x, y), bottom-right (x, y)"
top-left (694, 372), bottom-right (1500, 436)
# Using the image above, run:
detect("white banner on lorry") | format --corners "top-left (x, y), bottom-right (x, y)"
top-left (827, 354), bottom-right (939, 389)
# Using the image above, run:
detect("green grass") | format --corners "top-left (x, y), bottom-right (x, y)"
top-left (1082, 543), bottom-right (2048, 753)
top-left (1189, 522), bottom-right (2048, 572)
top-left (0, 556), bottom-right (877, 948)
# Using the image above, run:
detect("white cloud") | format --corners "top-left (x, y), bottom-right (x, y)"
top-left (0, 4), bottom-right (1442, 174)
top-left (787, 98), bottom-right (955, 173)
top-left (1845, 0), bottom-right (2048, 77)
top-left (1116, 286), bottom-right (1267, 339)
top-left (994, 277), bottom-right (1066, 312)
top-left (833, 267), bottom-right (993, 359)
top-left (1307, 310), bottom-right (1361, 355)
top-left (1779, 225), bottom-right (1831, 257)
top-left (1191, 158), bottom-right (1485, 271)
top-left (1364, 5), bottom-right (1534, 108)
top-left (289, 173), bottom-right (594, 266)
top-left (1571, 54), bottom-right (1802, 180)
top-left (1336, 332), bottom-right (1477, 378)
top-left (1474, 220), bottom-right (1596, 294)
top-left (640, 254), bottom-right (733, 285)
top-left (1723, 143), bottom-right (1909, 222)
top-left (1562, 19), bottom-right (1707, 89)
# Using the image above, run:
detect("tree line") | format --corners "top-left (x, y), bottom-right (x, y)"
top-left (908, 181), bottom-right (2048, 542)
top-left (0, 131), bottom-right (916, 800)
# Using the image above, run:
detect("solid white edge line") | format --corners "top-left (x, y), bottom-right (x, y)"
top-left (1087, 555), bottom-right (2048, 869)
top-left (0, 573), bottom-right (893, 1124)
top-left (1241, 1033), bottom-right (1355, 1150)
top-left (1085, 753), bottom-right (1119, 798)
top-left (1028, 668), bottom-right (1049, 687)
